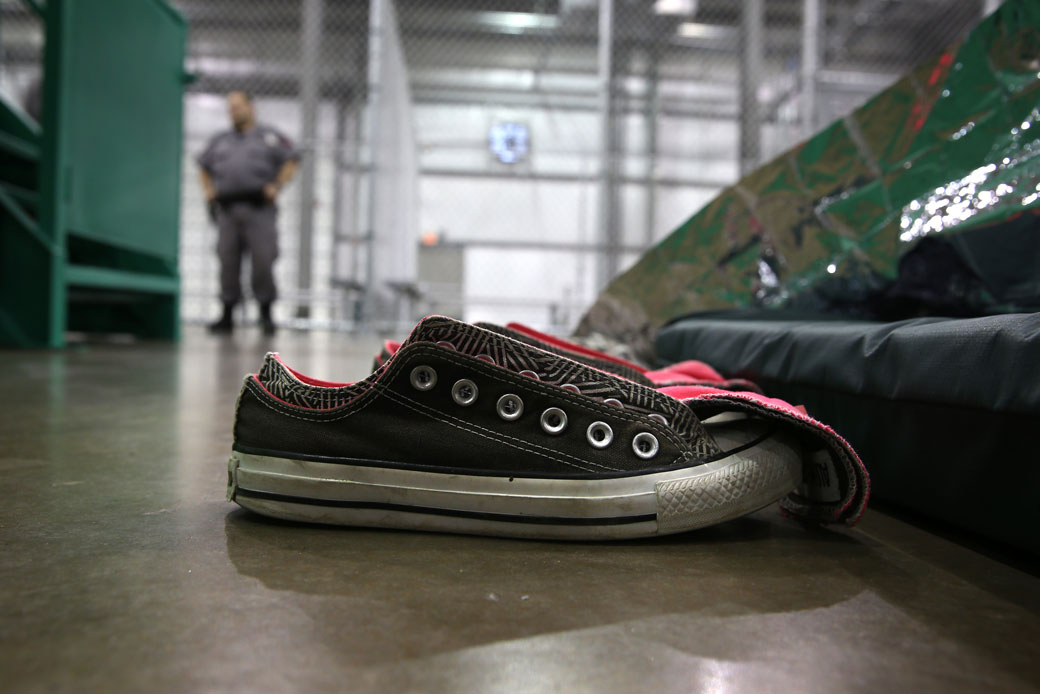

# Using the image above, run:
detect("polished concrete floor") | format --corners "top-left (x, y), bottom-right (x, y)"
top-left (2, 326), bottom-right (1039, 693)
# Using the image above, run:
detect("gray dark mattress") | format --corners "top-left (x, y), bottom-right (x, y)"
top-left (656, 311), bottom-right (1040, 554)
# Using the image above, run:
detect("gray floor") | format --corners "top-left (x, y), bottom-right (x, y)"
top-left (2, 326), bottom-right (1039, 693)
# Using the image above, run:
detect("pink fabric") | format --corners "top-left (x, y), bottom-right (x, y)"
top-left (663, 359), bottom-right (724, 381)
top-left (659, 385), bottom-right (809, 419)
top-left (657, 384), bottom-right (731, 400)
top-left (376, 340), bottom-right (402, 366)
top-left (645, 369), bottom-right (718, 385)
top-left (645, 364), bottom-right (724, 384)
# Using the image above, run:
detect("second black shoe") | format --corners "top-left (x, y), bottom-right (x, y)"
top-left (259, 302), bottom-right (276, 336)
top-left (208, 301), bottom-right (235, 334)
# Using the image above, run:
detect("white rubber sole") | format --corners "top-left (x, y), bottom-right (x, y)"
top-left (227, 422), bottom-right (802, 540)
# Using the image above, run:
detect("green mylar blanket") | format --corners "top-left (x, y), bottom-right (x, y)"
top-left (576, 0), bottom-right (1040, 357)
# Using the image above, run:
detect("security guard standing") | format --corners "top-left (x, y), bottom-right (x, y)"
top-left (198, 90), bottom-right (299, 335)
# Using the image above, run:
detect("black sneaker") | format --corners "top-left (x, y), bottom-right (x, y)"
top-left (207, 317), bottom-right (233, 335)
top-left (208, 302), bottom-right (235, 335)
top-left (226, 317), bottom-right (854, 539)
top-left (258, 302), bottom-right (276, 336)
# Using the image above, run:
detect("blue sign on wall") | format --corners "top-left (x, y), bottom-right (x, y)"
top-left (489, 122), bottom-right (530, 164)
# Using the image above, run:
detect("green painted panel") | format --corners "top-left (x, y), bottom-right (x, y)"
top-left (61, 0), bottom-right (187, 261)
top-left (65, 264), bottom-right (180, 295)
top-left (0, 0), bottom-right (186, 347)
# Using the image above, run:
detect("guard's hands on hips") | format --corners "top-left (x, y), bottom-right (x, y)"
top-left (263, 182), bottom-right (280, 201)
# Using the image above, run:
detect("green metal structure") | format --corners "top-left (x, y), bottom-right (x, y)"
top-left (577, 0), bottom-right (1040, 355)
top-left (0, 0), bottom-right (187, 348)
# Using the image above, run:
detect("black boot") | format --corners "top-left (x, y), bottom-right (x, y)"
top-left (208, 301), bottom-right (235, 334)
top-left (259, 302), bottom-right (276, 336)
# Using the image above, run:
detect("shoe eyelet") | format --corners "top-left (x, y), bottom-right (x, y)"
top-left (604, 398), bottom-right (624, 409)
top-left (586, 421), bottom-right (613, 449)
top-left (649, 413), bottom-right (669, 426)
top-left (560, 383), bottom-right (580, 394)
top-left (540, 407), bottom-right (568, 435)
top-left (451, 379), bottom-right (479, 406)
top-left (496, 394), bottom-right (524, 421)
top-left (436, 341), bottom-right (457, 351)
top-left (519, 370), bottom-right (540, 380)
top-left (410, 366), bottom-right (437, 391)
top-left (475, 354), bottom-right (496, 364)
top-left (632, 432), bottom-right (659, 460)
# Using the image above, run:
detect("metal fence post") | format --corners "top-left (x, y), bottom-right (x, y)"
top-left (644, 50), bottom-right (660, 248)
top-left (596, 0), bottom-right (618, 291)
top-left (740, 0), bottom-right (763, 176)
top-left (801, 0), bottom-right (820, 139)
top-left (296, 0), bottom-right (323, 319)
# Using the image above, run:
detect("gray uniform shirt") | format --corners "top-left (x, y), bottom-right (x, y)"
top-left (197, 125), bottom-right (299, 198)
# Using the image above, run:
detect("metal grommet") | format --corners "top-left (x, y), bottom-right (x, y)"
top-left (519, 370), bottom-right (540, 380)
top-left (540, 407), bottom-right (568, 435)
top-left (604, 398), bottom-right (624, 409)
top-left (586, 421), bottom-right (614, 449)
top-left (649, 413), bottom-right (669, 426)
top-left (560, 383), bottom-right (580, 394)
top-left (451, 379), bottom-right (479, 406)
top-left (475, 353), bottom-right (496, 364)
top-left (632, 432), bottom-right (659, 460)
top-left (496, 394), bottom-right (524, 421)
top-left (409, 365), bottom-right (437, 391)
top-left (436, 341), bottom-right (457, 351)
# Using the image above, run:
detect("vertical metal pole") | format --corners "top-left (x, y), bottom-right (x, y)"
top-left (644, 50), bottom-right (660, 248)
top-left (347, 101), bottom-right (363, 305)
top-left (596, 0), bottom-right (617, 291)
top-left (801, 0), bottom-right (820, 139)
top-left (330, 98), bottom-right (347, 323)
top-left (296, 0), bottom-right (323, 319)
top-left (362, 0), bottom-right (384, 331)
top-left (739, 0), bottom-right (763, 176)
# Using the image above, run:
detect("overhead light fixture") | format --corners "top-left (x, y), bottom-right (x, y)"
top-left (654, 0), bottom-right (697, 16)
top-left (473, 11), bottom-right (558, 33)
top-left (676, 22), bottom-right (733, 40)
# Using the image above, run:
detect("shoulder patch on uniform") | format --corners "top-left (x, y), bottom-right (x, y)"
top-left (264, 131), bottom-right (279, 148)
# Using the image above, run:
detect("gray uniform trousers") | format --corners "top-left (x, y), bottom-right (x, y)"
top-left (216, 201), bottom-right (279, 304)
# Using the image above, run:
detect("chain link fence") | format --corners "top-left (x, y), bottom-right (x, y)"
top-left (0, 0), bottom-right (992, 333)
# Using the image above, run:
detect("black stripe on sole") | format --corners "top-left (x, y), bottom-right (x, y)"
top-left (235, 487), bottom-right (657, 526)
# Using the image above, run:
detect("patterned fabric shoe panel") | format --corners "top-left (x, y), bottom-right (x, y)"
top-left (257, 354), bottom-right (363, 409)
top-left (402, 317), bottom-right (721, 460)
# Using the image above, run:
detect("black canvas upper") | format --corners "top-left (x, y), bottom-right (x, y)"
top-left (235, 316), bottom-right (721, 478)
